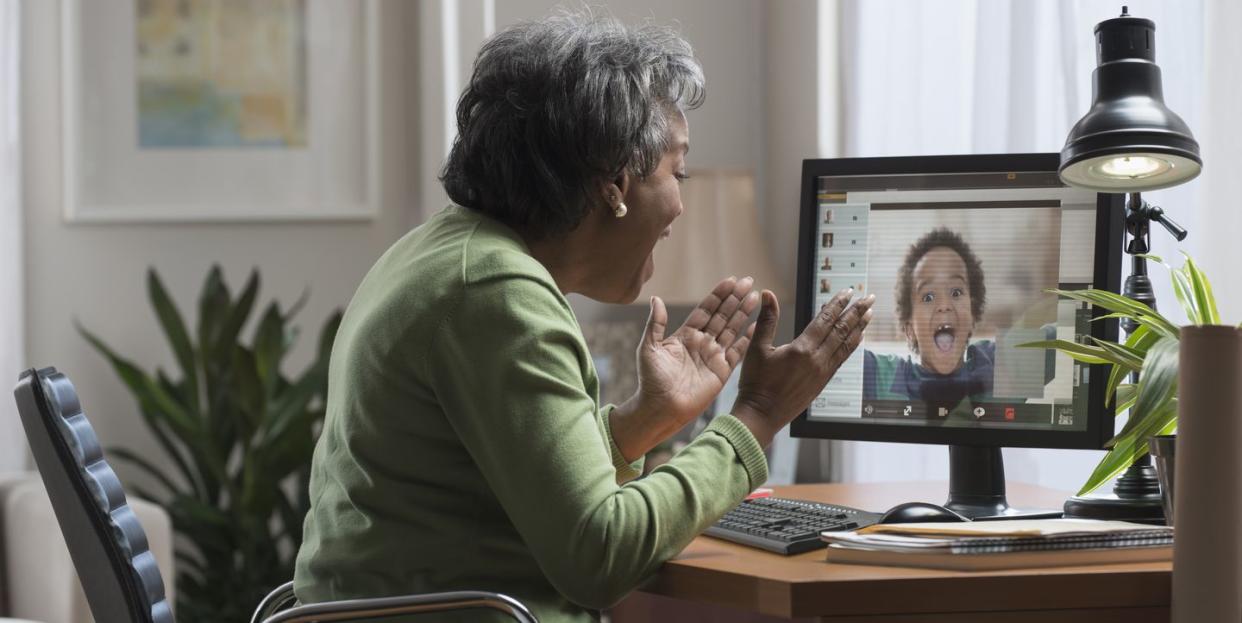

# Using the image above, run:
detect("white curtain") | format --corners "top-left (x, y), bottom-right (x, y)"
top-left (0, 0), bottom-right (23, 471)
top-left (833, 0), bottom-right (1214, 490)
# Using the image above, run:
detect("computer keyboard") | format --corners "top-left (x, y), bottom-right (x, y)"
top-left (704, 497), bottom-right (882, 555)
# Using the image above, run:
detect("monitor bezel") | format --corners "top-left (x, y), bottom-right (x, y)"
top-left (789, 153), bottom-right (1123, 450)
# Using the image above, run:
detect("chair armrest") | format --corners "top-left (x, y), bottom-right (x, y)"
top-left (257, 587), bottom-right (538, 623)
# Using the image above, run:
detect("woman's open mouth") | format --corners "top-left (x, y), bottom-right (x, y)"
top-left (933, 323), bottom-right (956, 352)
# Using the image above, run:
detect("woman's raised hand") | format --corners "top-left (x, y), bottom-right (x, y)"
top-left (731, 288), bottom-right (875, 449)
top-left (609, 276), bottom-right (760, 462)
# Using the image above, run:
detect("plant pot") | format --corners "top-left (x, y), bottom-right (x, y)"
top-left (1172, 325), bottom-right (1242, 623)
top-left (1148, 434), bottom-right (1175, 526)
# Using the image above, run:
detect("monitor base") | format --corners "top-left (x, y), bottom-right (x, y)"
top-left (942, 445), bottom-right (1065, 520)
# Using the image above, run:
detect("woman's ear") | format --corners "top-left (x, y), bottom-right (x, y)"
top-left (599, 172), bottom-right (630, 215)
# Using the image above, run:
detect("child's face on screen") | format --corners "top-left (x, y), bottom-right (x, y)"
top-left (906, 247), bottom-right (975, 374)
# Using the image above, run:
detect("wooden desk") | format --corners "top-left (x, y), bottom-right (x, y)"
top-left (614, 482), bottom-right (1171, 622)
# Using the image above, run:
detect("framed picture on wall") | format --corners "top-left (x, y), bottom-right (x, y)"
top-left (61, 0), bottom-right (380, 222)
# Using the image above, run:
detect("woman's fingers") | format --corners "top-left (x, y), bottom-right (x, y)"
top-left (683, 276), bottom-right (737, 331)
top-left (717, 289), bottom-right (760, 347)
top-left (643, 295), bottom-right (669, 347)
top-left (726, 323), bottom-right (756, 368)
top-left (817, 294), bottom-right (875, 350)
top-left (823, 306), bottom-right (873, 372)
top-left (751, 290), bottom-right (780, 349)
top-left (704, 277), bottom-right (754, 341)
top-left (795, 289), bottom-right (854, 349)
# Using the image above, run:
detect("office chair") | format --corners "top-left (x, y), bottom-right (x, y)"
top-left (14, 367), bottom-right (538, 623)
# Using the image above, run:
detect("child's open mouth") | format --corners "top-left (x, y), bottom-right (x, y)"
top-left (934, 323), bottom-right (956, 352)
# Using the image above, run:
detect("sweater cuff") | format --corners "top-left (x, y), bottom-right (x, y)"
top-left (705, 414), bottom-right (769, 490)
top-left (601, 405), bottom-right (645, 482)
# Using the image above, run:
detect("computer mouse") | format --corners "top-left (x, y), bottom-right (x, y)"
top-left (878, 502), bottom-right (970, 524)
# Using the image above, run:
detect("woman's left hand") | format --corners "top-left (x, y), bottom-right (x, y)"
top-left (610, 276), bottom-right (760, 462)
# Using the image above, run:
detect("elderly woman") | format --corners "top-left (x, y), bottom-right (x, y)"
top-left (294, 12), bottom-right (874, 622)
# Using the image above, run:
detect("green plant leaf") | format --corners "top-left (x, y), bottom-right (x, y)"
top-left (1086, 336), bottom-right (1144, 372)
top-left (1048, 288), bottom-right (1179, 338)
top-left (1078, 399), bottom-right (1178, 495)
top-left (1101, 325), bottom-right (1153, 406)
top-left (79, 326), bottom-right (200, 440)
top-left (147, 269), bottom-right (200, 414)
top-left (1182, 253), bottom-right (1220, 325)
top-left (196, 266), bottom-right (231, 415)
top-left (1112, 336), bottom-right (1179, 444)
top-left (230, 345), bottom-right (265, 437)
top-left (1016, 339), bottom-right (1113, 365)
top-left (209, 268), bottom-right (259, 369)
top-left (284, 287), bottom-right (310, 322)
top-left (252, 302), bottom-right (287, 395)
top-left (262, 364), bottom-right (326, 448)
top-left (108, 446), bottom-right (181, 498)
top-left (1114, 383), bottom-right (1137, 414)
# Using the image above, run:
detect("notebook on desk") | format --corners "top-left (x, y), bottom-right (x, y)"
top-left (822, 519), bottom-right (1173, 571)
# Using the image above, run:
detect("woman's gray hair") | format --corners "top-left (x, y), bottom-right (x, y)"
top-left (440, 10), bottom-right (705, 238)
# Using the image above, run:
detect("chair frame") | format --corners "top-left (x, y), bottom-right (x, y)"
top-left (252, 581), bottom-right (539, 623)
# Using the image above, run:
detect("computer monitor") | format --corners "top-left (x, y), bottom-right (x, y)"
top-left (790, 153), bottom-right (1125, 518)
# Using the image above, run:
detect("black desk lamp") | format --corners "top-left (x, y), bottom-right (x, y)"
top-left (1059, 6), bottom-right (1201, 523)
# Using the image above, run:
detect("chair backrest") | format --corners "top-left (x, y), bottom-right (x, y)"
top-left (13, 367), bottom-right (173, 623)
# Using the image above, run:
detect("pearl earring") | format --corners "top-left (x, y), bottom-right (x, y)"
top-left (614, 202), bottom-right (628, 218)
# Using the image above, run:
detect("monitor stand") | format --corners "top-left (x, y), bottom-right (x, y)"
top-left (944, 445), bottom-right (1063, 520)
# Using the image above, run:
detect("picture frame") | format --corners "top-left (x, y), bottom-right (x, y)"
top-left (61, 0), bottom-right (381, 223)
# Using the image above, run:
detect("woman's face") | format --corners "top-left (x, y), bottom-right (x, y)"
top-left (588, 113), bottom-right (690, 304)
top-left (905, 246), bottom-right (975, 374)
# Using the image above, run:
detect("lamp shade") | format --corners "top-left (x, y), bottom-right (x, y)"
top-left (1059, 8), bottom-right (1201, 192)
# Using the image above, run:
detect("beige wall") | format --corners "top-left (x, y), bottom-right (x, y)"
top-left (19, 1), bottom-right (421, 481)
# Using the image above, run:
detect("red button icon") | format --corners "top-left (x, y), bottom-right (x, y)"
top-left (1004, 407), bottom-right (1015, 421)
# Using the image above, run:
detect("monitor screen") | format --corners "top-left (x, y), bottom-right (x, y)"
top-left (791, 154), bottom-right (1123, 449)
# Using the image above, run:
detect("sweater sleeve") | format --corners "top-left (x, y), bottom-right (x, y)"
top-left (427, 275), bottom-right (767, 610)
top-left (597, 404), bottom-right (645, 483)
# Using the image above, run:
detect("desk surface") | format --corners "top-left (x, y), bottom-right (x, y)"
top-left (635, 482), bottom-right (1171, 622)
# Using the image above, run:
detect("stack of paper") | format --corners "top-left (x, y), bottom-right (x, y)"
top-left (822, 519), bottom-right (1173, 571)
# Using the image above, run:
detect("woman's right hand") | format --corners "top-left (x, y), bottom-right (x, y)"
top-left (731, 289), bottom-right (875, 448)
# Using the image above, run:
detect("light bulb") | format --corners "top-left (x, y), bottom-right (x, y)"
top-left (1097, 155), bottom-right (1171, 179)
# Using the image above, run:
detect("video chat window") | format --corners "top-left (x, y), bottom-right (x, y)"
top-left (808, 176), bottom-right (1096, 432)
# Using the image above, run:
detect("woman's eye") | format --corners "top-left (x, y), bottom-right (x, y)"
top-left (921, 292), bottom-right (934, 303)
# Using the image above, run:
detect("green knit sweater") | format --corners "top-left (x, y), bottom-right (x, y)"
top-left (293, 205), bottom-right (769, 622)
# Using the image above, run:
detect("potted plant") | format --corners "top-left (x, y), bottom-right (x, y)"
top-left (79, 266), bottom-right (341, 623)
top-left (1021, 254), bottom-right (1223, 496)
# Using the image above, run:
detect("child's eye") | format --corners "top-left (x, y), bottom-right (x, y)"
top-left (922, 292), bottom-right (934, 303)
top-left (951, 288), bottom-right (964, 298)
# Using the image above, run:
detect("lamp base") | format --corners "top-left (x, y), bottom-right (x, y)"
top-left (1063, 459), bottom-right (1167, 525)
